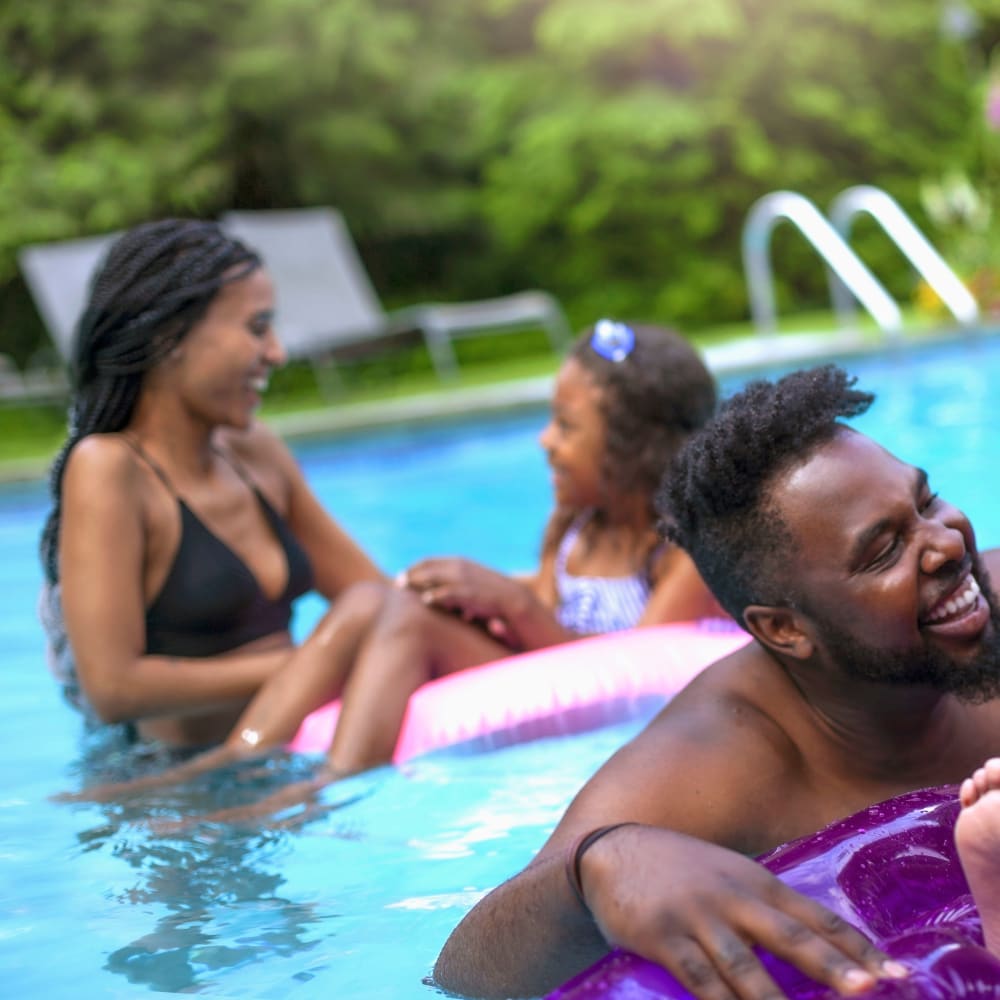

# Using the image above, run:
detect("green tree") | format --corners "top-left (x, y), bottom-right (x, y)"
top-left (463, 0), bottom-right (985, 325)
top-left (1, 0), bottom-right (997, 367)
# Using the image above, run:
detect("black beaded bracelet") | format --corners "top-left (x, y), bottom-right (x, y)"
top-left (564, 821), bottom-right (639, 913)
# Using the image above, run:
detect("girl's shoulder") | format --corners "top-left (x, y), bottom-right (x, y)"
top-left (648, 537), bottom-right (691, 581)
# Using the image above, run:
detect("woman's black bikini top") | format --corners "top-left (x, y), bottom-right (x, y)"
top-left (125, 438), bottom-right (315, 658)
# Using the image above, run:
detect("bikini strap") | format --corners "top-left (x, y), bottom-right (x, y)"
top-left (120, 434), bottom-right (177, 496)
top-left (210, 442), bottom-right (263, 497)
top-left (555, 509), bottom-right (593, 574)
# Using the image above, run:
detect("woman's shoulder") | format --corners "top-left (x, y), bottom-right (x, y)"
top-left (63, 433), bottom-right (138, 485)
top-left (61, 435), bottom-right (149, 524)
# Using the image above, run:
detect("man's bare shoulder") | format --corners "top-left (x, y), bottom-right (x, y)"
top-left (558, 643), bottom-right (807, 856)
top-left (655, 640), bottom-right (800, 750)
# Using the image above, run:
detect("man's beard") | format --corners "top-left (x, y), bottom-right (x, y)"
top-left (815, 554), bottom-right (1000, 704)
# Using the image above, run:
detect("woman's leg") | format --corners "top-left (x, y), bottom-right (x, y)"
top-left (149, 590), bottom-right (509, 826)
top-left (327, 587), bottom-right (511, 774)
top-left (57, 581), bottom-right (392, 805)
top-left (221, 580), bottom-right (391, 752)
top-left (956, 757), bottom-right (1000, 955)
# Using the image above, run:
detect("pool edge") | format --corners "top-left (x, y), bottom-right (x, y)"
top-left (2, 324), bottom-right (995, 485)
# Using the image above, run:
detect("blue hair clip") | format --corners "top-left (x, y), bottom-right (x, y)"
top-left (590, 319), bottom-right (636, 363)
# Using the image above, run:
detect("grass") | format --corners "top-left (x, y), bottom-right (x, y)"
top-left (0, 307), bottom-right (957, 476)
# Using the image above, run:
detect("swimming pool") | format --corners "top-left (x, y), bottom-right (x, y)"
top-left (3, 332), bottom-right (1000, 999)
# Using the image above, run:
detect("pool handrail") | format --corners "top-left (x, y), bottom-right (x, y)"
top-left (742, 190), bottom-right (904, 339)
top-left (827, 184), bottom-right (980, 329)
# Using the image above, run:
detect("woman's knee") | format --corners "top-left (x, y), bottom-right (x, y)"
top-left (337, 580), bottom-right (392, 627)
top-left (310, 580), bottom-right (391, 645)
top-left (376, 587), bottom-right (450, 645)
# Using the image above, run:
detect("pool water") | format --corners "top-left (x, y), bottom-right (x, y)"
top-left (2, 332), bottom-right (1000, 999)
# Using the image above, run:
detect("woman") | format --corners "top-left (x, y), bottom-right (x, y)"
top-left (40, 218), bottom-right (385, 750)
top-left (54, 318), bottom-right (722, 816)
top-left (101, 320), bottom-right (722, 792)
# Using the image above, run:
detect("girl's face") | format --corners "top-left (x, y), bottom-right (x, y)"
top-left (539, 357), bottom-right (607, 508)
top-left (169, 266), bottom-right (284, 429)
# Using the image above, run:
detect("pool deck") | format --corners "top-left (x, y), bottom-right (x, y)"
top-left (267, 326), bottom-right (894, 440)
top-left (0, 324), bottom-right (979, 486)
top-left (268, 323), bottom-right (970, 441)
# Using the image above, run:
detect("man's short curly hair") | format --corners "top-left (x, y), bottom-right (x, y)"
top-left (657, 364), bottom-right (874, 624)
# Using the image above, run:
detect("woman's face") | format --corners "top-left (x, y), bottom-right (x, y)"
top-left (168, 266), bottom-right (283, 429)
top-left (538, 357), bottom-right (607, 509)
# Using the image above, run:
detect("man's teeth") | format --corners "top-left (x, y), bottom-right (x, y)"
top-left (250, 377), bottom-right (269, 392)
top-left (926, 576), bottom-right (981, 623)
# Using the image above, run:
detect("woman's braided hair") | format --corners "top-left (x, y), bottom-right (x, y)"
top-left (39, 218), bottom-right (260, 584)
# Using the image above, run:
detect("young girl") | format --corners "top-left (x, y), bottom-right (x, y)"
top-left (62, 318), bottom-right (722, 811)
top-left (306, 318), bottom-right (723, 773)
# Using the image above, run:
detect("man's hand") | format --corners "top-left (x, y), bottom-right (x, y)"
top-left (579, 824), bottom-right (908, 999)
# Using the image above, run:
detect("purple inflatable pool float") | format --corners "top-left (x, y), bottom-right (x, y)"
top-left (547, 787), bottom-right (1000, 998)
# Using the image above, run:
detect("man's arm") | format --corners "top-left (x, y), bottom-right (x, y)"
top-left (434, 823), bottom-right (893, 1000)
top-left (433, 662), bottom-right (897, 999)
top-left (434, 848), bottom-right (606, 999)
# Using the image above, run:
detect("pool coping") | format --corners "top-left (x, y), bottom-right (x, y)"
top-left (1, 323), bottom-right (988, 486)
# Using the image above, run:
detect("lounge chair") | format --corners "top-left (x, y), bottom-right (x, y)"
top-left (221, 207), bottom-right (572, 384)
top-left (17, 233), bottom-right (116, 366)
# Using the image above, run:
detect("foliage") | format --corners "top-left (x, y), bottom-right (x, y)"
top-left (1, 0), bottom-right (998, 368)
top-left (467, 0), bottom-right (986, 323)
top-left (913, 3), bottom-right (1000, 315)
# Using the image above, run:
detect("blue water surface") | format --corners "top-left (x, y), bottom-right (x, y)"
top-left (2, 332), bottom-right (1000, 998)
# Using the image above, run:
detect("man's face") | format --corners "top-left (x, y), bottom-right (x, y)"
top-left (773, 429), bottom-right (1000, 700)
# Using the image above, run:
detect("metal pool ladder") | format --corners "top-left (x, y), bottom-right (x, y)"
top-left (742, 185), bottom-right (980, 338)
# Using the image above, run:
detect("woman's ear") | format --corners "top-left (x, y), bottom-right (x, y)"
top-left (742, 605), bottom-right (815, 660)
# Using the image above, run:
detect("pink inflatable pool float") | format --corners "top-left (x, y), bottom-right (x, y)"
top-left (288, 620), bottom-right (750, 759)
top-left (547, 786), bottom-right (1000, 999)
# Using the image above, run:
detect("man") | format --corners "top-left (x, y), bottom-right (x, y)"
top-left (433, 365), bottom-right (1000, 1000)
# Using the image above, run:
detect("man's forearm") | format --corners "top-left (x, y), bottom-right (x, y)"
top-left (433, 850), bottom-right (609, 999)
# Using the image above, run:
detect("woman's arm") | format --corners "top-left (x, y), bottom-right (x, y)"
top-left (59, 436), bottom-right (293, 725)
